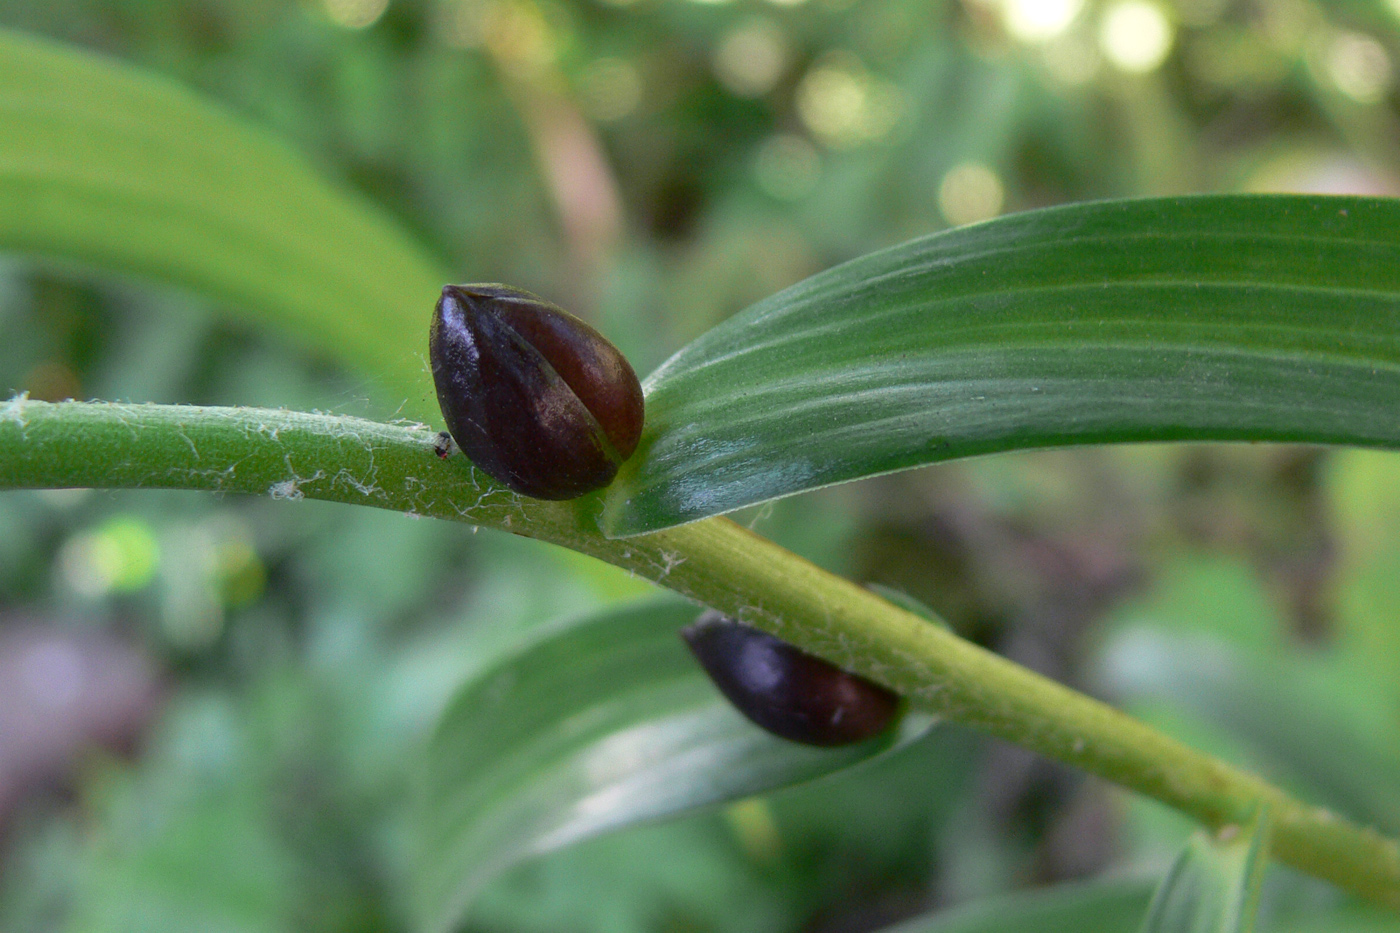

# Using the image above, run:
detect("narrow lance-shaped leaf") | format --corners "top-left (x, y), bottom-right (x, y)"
top-left (0, 28), bottom-right (447, 414)
top-left (0, 31), bottom-right (657, 594)
top-left (1140, 805), bottom-right (1273, 933)
top-left (414, 597), bottom-right (936, 933)
top-left (605, 195), bottom-right (1400, 536)
top-left (880, 879), bottom-right (1155, 933)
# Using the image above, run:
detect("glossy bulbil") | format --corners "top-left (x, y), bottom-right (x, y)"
top-left (681, 611), bottom-right (900, 746)
top-left (429, 284), bottom-right (644, 499)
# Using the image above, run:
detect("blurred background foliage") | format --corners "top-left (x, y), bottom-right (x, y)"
top-left (1, 0), bottom-right (1400, 930)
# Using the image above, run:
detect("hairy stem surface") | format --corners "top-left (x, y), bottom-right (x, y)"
top-left (2, 397), bottom-right (1397, 906)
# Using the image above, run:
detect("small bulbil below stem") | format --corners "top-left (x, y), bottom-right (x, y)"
top-left (682, 610), bottom-right (901, 746)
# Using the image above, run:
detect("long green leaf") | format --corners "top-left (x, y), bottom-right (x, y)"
top-left (606, 195), bottom-right (1400, 535)
top-left (0, 30), bottom-right (651, 594)
top-left (415, 596), bottom-right (934, 933)
top-left (1140, 805), bottom-right (1272, 933)
top-left (883, 880), bottom-right (1154, 933)
top-left (0, 28), bottom-right (447, 414)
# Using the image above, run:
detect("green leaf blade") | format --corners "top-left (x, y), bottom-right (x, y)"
top-left (882, 880), bottom-right (1155, 933)
top-left (1140, 806), bottom-right (1272, 933)
top-left (414, 597), bottom-right (933, 933)
top-left (607, 196), bottom-right (1400, 536)
top-left (0, 28), bottom-right (447, 413)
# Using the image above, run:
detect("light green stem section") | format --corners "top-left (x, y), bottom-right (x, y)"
top-left (2, 398), bottom-right (1397, 907)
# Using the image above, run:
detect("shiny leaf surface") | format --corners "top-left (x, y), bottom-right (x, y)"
top-left (415, 597), bottom-right (935, 933)
top-left (607, 196), bottom-right (1400, 535)
top-left (883, 880), bottom-right (1153, 933)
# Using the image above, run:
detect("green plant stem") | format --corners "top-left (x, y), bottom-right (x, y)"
top-left (3, 397), bottom-right (1398, 907)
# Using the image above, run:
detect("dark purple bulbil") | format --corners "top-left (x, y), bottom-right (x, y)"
top-left (681, 610), bottom-right (901, 746)
top-left (429, 284), bottom-right (644, 500)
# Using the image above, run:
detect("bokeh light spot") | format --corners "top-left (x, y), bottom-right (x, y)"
top-left (714, 18), bottom-right (789, 97)
top-left (1002, 0), bottom-right (1085, 43)
top-left (59, 516), bottom-right (161, 598)
top-left (724, 798), bottom-right (783, 863)
top-left (216, 530), bottom-right (265, 609)
top-left (796, 54), bottom-right (904, 148)
top-left (1100, 0), bottom-right (1174, 73)
top-left (157, 517), bottom-right (263, 651)
top-left (938, 162), bottom-right (1004, 227)
top-left (480, 0), bottom-right (559, 78)
top-left (323, 0), bottom-right (390, 29)
top-left (1324, 31), bottom-right (1391, 104)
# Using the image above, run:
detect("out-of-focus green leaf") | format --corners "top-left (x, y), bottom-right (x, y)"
top-left (1327, 449), bottom-right (1400, 708)
top-left (1139, 805), bottom-right (1271, 933)
top-left (606, 196), bottom-right (1400, 536)
top-left (0, 29), bottom-right (654, 597)
top-left (1273, 912), bottom-right (1400, 932)
top-left (0, 28), bottom-right (446, 415)
top-left (64, 692), bottom-right (306, 933)
top-left (1100, 628), bottom-right (1400, 834)
top-left (1100, 555), bottom-right (1286, 654)
top-left (414, 596), bottom-right (935, 933)
top-left (881, 879), bottom-right (1154, 933)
